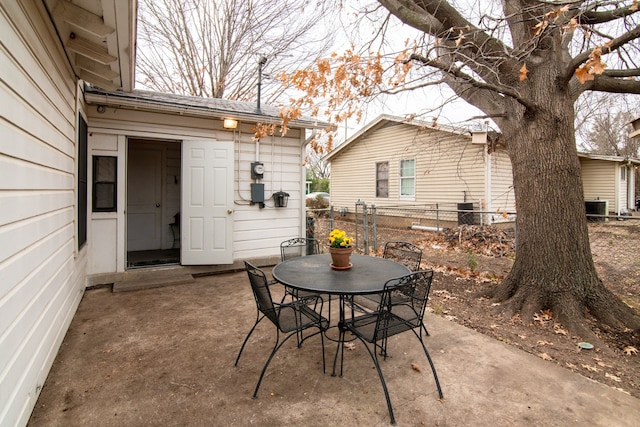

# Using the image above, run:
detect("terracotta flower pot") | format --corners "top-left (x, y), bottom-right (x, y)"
top-left (329, 246), bottom-right (353, 270)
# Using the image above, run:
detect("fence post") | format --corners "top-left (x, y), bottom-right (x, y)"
top-left (362, 202), bottom-right (369, 255)
top-left (305, 215), bottom-right (315, 254)
top-left (329, 205), bottom-right (334, 231)
top-left (371, 205), bottom-right (377, 253)
top-left (436, 203), bottom-right (439, 231)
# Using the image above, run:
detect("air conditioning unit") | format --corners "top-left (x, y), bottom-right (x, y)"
top-left (585, 200), bottom-right (608, 222)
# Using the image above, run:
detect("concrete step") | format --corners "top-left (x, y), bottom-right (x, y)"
top-left (113, 273), bottom-right (195, 292)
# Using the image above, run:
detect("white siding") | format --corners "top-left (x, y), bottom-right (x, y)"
top-left (618, 165), bottom-right (630, 213)
top-left (86, 109), bottom-right (307, 269)
top-left (330, 122), bottom-right (493, 210)
top-left (1, 2), bottom-right (86, 426)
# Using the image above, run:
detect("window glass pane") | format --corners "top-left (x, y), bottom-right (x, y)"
top-left (94, 183), bottom-right (116, 210)
top-left (400, 159), bottom-right (415, 196)
top-left (376, 162), bottom-right (388, 198)
top-left (400, 159), bottom-right (415, 176)
top-left (96, 157), bottom-right (116, 181)
top-left (93, 156), bottom-right (117, 212)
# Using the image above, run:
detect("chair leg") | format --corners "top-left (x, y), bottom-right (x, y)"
top-left (253, 329), bottom-right (289, 398)
top-left (358, 337), bottom-right (396, 425)
top-left (252, 327), bottom-right (326, 398)
top-left (411, 329), bottom-right (443, 399)
top-left (234, 314), bottom-right (264, 367)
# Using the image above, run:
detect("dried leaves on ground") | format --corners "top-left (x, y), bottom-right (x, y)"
top-left (315, 217), bottom-right (640, 398)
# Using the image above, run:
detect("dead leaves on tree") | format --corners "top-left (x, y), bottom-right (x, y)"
top-left (529, 5), bottom-right (610, 84)
top-left (575, 45), bottom-right (609, 84)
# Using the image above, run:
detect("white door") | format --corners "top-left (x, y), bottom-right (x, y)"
top-left (127, 146), bottom-right (163, 251)
top-left (181, 140), bottom-right (234, 265)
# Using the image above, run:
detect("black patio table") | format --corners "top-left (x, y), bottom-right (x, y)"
top-left (272, 253), bottom-right (410, 375)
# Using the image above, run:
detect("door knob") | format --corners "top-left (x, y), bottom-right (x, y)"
top-left (227, 209), bottom-right (233, 214)
top-left (156, 203), bottom-right (160, 208)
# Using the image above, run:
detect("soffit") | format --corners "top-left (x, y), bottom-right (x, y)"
top-left (45, 0), bottom-right (136, 91)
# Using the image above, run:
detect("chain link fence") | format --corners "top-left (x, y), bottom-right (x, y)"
top-left (307, 201), bottom-right (639, 255)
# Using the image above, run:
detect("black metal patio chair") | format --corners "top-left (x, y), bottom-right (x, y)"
top-left (279, 237), bottom-right (322, 299)
top-left (355, 241), bottom-right (424, 312)
top-left (234, 261), bottom-right (329, 398)
top-left (280, 237), bottom-right (331, 345)
top-left (383, 241), bottom-right (423, 271)
top-left (342, 270), bottom-right (443, 425)
top-left (280, 237), bottom-right (320, 261)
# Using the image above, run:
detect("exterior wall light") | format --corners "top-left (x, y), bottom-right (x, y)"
top-left (273, 191), bottom-right (289, 208)
top-left (223, 118), bottom-right (238, 129)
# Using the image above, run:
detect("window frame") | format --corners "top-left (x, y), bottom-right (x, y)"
top-left (399, 158), bottom-right (416, 200)
top-left (376, 161), bottom-right (389, 198)
top-left (77, 114), bottom-right (88, 249)
top-left (92, 155), bottom-right (117, 212)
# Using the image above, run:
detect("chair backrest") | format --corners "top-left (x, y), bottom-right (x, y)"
top-left (244, 261), bottom-right (278, 325)
top-left (376, 270), bottom-right (434, 337)
top-left (280, 237), bottom-right (320, 261)
top-left (383, 241), bottom-right (423, 271)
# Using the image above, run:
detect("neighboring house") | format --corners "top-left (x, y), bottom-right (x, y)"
top-left (630, 116), bottom-right (640, 139)
top-left (326, 115), bottom-right (640, 226)
top-left (1, 2), bottom-right (320, 426)
top-left (579, 154), bottom-right (639, 215)
top-left (324, 115), bottom-right (516, 226)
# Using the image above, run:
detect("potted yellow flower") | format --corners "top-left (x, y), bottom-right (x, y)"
top-left (328, 228), bottom-right (354, 269)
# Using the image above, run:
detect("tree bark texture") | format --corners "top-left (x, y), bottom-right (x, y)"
top-left (373, 0), bottom-right (640, 343)
top-left (489, 60), bottom-right (640, 339)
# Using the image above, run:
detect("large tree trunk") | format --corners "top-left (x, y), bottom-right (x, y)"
top-left (489, 95), bottom-right (640, 341)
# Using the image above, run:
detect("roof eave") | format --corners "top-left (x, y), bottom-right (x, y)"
top-left (84, 90), bottom-right (327, 129)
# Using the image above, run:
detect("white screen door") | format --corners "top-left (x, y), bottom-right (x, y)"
top-left (181, 140), bottom-right (234, 265)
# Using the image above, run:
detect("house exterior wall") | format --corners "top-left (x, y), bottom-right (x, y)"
top-left (86, 108), bottom-right (307, 275)
top-left (487, 149), bottom-right (516, 222)
top-left (580, 158), bottom-right (617, 213)
top-left (1, 2), bottom-right (87, 425)
top-left (329, 121), bottom-right (513, 222)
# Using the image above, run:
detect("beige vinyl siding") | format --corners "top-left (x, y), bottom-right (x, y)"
top-left (330, 122), bottom-right (488, 210)
top-left (580, 158), bottom-right (616, 211)
top-left (1, 2), bottom-right (86, 426)
top-left (489, 149), bottom-right (516, 219)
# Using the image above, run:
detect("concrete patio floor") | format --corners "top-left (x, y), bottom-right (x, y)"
top-left (28, 267), bottom-right (640, 426)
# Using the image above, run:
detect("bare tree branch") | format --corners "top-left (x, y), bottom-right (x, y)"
top-left (137, 0), bottom-right (336, 102)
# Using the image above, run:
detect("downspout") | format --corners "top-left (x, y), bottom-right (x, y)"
top-left (485, 144), bottom-right (492, 225)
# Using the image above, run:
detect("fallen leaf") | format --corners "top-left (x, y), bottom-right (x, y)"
top-left (537, 340), bottom-right (553, 346)
top-left (597, 361), bottom-right (613, 368)
top-left (565, 362), bottom-right (578, 369)
top-left (605, 372), bottom-right (622, 382)
top-left (344, 342), bottom-right (356, 350)
top-left (623, 346), bottom-right (638, 356)
top-left (538, 353), bottom-right (552, 361)
top-left (411, 363), bottom-right (422, 372)
top-left (554, 328), bottom-right (568, 336)
top-left (582, 364), bottom-right (599, 372)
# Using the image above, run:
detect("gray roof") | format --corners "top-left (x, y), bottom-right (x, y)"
top-left (84, 86), bottom-right (327, 129)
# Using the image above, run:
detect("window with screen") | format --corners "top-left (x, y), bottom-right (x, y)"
top-left (376, 162), bottom-right (389, 197)
top-left (93, 156), bottom-right (117, 212)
